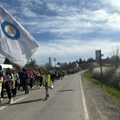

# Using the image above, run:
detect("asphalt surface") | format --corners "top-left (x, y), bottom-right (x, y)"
top-left (1, 71), bottom-right (120, 120)
top-left (0, 72), bottom-right (88, 120)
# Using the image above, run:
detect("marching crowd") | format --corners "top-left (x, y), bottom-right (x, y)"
top-left (0, 65), bottom-right (65, 104)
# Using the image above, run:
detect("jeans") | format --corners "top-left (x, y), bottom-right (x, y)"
top-left (23, 80), bottom-right (29, 94)
top-left (5, 81), bottom-right (12, 99)
top-left (45, 82), bottom-right (49, 97)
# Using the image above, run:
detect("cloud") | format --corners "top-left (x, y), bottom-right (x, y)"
top-left (16, 5), bottom-right (120, 40)
top-left (3, 0), bottom-right (120, 36)
top-left (102, 0), bottom-right (120, 10)
top-left (1, 0), bottom-right (120, 65)
top-left (33, 38), bottom-right (119, 64)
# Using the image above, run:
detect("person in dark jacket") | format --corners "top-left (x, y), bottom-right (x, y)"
top-left (22, 68), bottom-right (29, 94)
top-left (4, 68), bottom-right (14, 104)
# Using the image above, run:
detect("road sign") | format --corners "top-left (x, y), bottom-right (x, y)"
top-left (95, 50), bottom-right (101, 61)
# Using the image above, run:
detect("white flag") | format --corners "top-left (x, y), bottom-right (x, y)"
top-left (0, 5), bottom-right (39, 67)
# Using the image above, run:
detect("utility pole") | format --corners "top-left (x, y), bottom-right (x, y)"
top-left (53, 58), bottom-right (56, 66)
top-left (49, 57), bottom-right (52, 69)
top-left (95, 50), bottom-right (103, 86)
top-left (100, 51), bottom-right (102, 81)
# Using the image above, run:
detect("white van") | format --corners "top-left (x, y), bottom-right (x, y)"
top-left (0, 64), bottom-right (13, 74)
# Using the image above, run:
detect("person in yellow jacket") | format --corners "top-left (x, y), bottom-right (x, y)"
top-left (42, 71), bottom-right (51, 100)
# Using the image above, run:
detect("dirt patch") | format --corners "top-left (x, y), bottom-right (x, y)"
top-left (81, 74), bottom-right (120, 120)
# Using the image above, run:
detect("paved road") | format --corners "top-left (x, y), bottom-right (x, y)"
top-left (0, 72), bottom-right (89, 120)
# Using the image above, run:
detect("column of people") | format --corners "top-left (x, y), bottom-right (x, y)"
top-left (0, 66), bottom-right (65, 104)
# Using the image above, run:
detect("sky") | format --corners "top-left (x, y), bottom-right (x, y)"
top-left (0, 0), bottom-right (120, 65)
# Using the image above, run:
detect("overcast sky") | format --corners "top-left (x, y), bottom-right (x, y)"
top-left (0, 0), bottom-right (120, 65)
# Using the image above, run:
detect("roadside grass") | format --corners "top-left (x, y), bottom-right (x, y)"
top-left (84, 70), bottom-right (120, 106)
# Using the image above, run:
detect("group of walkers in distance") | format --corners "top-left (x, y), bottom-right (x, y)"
top-left (0, 65), bottom-right (65, 104)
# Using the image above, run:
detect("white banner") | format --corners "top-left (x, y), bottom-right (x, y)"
top-left (0, 5), bottom-right (39, 67)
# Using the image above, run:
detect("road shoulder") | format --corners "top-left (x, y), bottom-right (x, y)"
top-left (81, 74), bottom-right (120, 120)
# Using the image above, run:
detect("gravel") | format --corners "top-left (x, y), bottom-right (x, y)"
top-left (81, 74), bottom-right (120, 120)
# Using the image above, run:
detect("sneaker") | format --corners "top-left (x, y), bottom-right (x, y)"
top-left (10, 99), bottom-right (13, 104)
top-left (1, 98), bottom-right (3, 101)
top-left (13, 95), bottom-right (16, 97)
top-left (51, 85), bottom-right (54, 89)
top-left (44, 97), bottom-right (47, 100)
top-left (46, 94), bottom-right (49, 98)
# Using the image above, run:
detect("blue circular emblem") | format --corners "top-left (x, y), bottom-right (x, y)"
top-left (1, 21), bottom-right (20, 40)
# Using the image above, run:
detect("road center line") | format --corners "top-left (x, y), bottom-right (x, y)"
top-left (0, 106), bottom-right (7, 110)
top-left (79, 75), bottom-right (89, 120)
top-left (12, 97), bottom-right (25, 104)
top-left (0, 96), bottom-right (26, 111)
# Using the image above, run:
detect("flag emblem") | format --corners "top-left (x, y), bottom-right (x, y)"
top-left (1, 21), bottom-right (20, 40)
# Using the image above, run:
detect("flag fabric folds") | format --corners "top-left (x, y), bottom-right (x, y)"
top-left (0, 5), bottom-right (39, 67)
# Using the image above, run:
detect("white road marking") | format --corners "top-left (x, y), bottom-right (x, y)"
top-left (0, 106), bottom-right (7, 110)
top-left (80, 75), bottom-right (89, 120)
top-left (0, 96), bottom-right (26, 111)
top-left (12, 97), bottom-right (25, 104)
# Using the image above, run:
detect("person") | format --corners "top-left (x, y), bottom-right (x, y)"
top-left (0, 65), bottom-right (4, 104)
top-left (18, 69), bottom-right (24, 91)
top-left (28, 70), bottom-right (34, 89)
top-left (35, 70), bottom-right (41, 88)
top-left (1, 82), bottom-right (4, 101)
top-left (42, 71), bottom-right (51, 100)
top-left (50, 71), bottom-right (55, 89)
top-left (22, 68), bottom-right (29, 94)
top-left (4, 68), bottom-right (14, 104)
top-left (39, 71), bottom-right (43, 88)
top-left (12, 69), bottom-right (20, 97)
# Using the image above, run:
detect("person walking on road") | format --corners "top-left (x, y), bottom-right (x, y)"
top-left (35, 70), bottom-right (41, 88)
top-left (42, 71), bottom-right (51, 100)
top-left (0, 65), bottom-right (4, 104)
top-left (12, 69), bottom-right (20, 97)
top-left (22, 68), bottom-right (29, 94)
top-left (39, 71), bottom-right (43, 88)
top-left (4, 68), bottom-right (14, 104)
top-left (28, 70), bottom-right (34, 89)
top-left (18, 69), bottom-right (24, 91)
